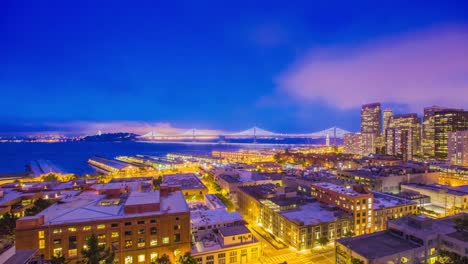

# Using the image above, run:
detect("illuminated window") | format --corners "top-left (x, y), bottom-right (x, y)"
top-left (137, 238), bottom-right (145, 247)
top-left (150, 239), bottom-right (157, 246)
top-left (97, 224), bottom-right (105, 229)
top-left (150, 253), bottom-right (158, 261)
top-left (125, 256), bottom-right (133, 264)
top-left (68, 227), bottom-right (77, 232)
top-left (125, 240), bottom-right (133, 248)
top-left (53, 228), bottom-right (62, 234)
top-left (39, 240), bottom-right (45, 249)
top-left (112, 232), bottom-right (119, 238)
top-left (163, 237), bottom-right (169, 244)
top-left (98, 234), bottom-right (106, 239)
top-left (83, 226), bottom-right (91, 231)
top-left (68, 249), bottom-right (77, 257)
top-left (38, 230), bottom-right (44, 239)
top-left (174, 224), bottom-right (181, 230)
top-left (138, 254), bottom-right (145, 262)
top-left (53, 248), bottom-right (62, 257)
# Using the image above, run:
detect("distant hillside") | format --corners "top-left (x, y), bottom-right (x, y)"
top-left (81, 133), bottom-right (139, 142)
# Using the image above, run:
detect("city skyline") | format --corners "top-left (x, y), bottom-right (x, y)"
top-left (1, 1), bottom-right (468, 136)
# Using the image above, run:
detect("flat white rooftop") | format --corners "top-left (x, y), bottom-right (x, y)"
top-left (28, 189), bottom-right (188, 225)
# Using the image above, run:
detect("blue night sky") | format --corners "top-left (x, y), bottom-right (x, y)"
top-left (1, 0), bottom-right (467, 136)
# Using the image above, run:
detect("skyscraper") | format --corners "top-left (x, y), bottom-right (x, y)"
top-left (383, 109), bottom-right (393, 138)
top-left (422, 106), bottom-right (447, 159)
top-left (385, 114), bottom-right (421, 161)
top-left (448, 130), bottom-right (468, 166)
top-left (361, 103), bottom-right (382, 136)
top-left (434, 109), bottom-right (468, 160)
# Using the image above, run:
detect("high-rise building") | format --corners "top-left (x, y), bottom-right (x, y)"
top-left (383, 109), bottom-right (393, 137)
top-left (361, 103), bottom-right (382, 136)
top-left (385, 114), bottom-right (421, 161)
top-left (448, 130), bottom-right (468, 166)
top-left (422, 106), bottom-right (448, 159)
top-left (434, 109), bottom-right (468, 160)
top-left (344, 133), bottom-right (376, 156)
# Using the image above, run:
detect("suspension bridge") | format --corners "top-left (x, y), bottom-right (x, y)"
top-left (139, 126), bottom-right (350, 141)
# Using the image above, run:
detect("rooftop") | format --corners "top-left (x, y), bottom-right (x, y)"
top-left (338, 231), bottom-right (422, 259)
top-left (190, 209), bottom-right (244, 228)
top-left (280, 201), bottom-right (348, 226)
top-left (402, 183), bottom-right (468, 196)
top-left (88, 156), bottom-right (131, 170)
top-left (23, 189), bottom-right (188, 226)
top-left (312, 182), bottom-right (369, 197)
top-left (372, 192), bottom-right (416, 209)
top-left (163, 173), bottom-right (207, 190)
top-left (219, 225), bottom-right (251, 237)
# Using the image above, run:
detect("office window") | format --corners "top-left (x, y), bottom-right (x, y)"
top-left (68, 227), bottom-right (77, 232)
top-left (53, 239), bottom-right (61, 245)
top-left (163, 237), bottom-right (169, 244)
top-left (69, 236), bottom-right (77, 249)
top-left (229, 251), bottom-right (237, 263)
top-left (39, 239), bottom-right (45, 249)
top-left (125, 231), bottom-right (132, 236)
top-left (174, 234), bottom-right (181, 243)
top-left (150, 239), bottom-right (158, 246)
top-left (174, 224), bottom-right (181, 230)
top-left (97, 224), bottom-right (105, 229)
top-left (112, 232), bottom-right (119, 238)
top-left (125, 256), bottom-right (133, 264)
top-left (125, 222), bottom-right (132, 226)
top-left (138, 254), bottom-right (145, 262)
top-left (53, 248), bottom-right (62, 257)
top-left (218, 253), bottom-right (225, 258)
top-left (68, 249), bottom-right (77, 257)
top-left (137, 220), bottom-right (145, 225)
top-left (111, 223), bottom-right (119, 228)
top-left (150, 219), bottom-right (157, 223)
top-left (137, 238), bottom-right (145, 247)
top-left (150, 227), bottom-right (157, 235)
top-left (38, 230), bottom-right (44, 239)
top-left (83, 226), bottom-right (91, 231)
top-left (125, 240), bottom-right (133, 248)
top-left (98, 234), bottom-right (106, 240)
top-left (53, 228), bottom-right (62, 234)
top-left (150, 253), bottom-right (158, 261)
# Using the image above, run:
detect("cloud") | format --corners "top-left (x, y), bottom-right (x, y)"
top-left (276, 25), bottom-right (468, 111)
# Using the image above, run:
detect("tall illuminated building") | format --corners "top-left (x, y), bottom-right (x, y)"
top-left (385, 114), bottom-right (421, 161)
top-left (383, 109), bottom-right (393, 139)
top-left (434, 109), bottom-right (468, 160)
top-left (448, 130), bottom-right (468, 166)
top-left (422, 106), bottom-right (447, 159)
top-left (361, 103), bottom-right (382, 136)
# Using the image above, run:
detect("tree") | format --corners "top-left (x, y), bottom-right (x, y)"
top-left (178, 253), bottom-right (197, 264)
top-left (317, 236), bottom-right (329, 248)
top-left (81, 233), bottom-right (115, 264)
top-left (25, 198), bottom-right (55, 216)
top-left (0, 213), bottom-right (17, 237)
top-left (152, 253), bottom-right (171, 264)
top-left (344, 230), bottom-right (354, 237)
top-left (50, 253), bottom-right (67, 264)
